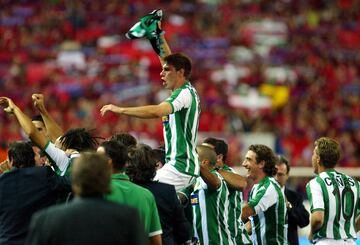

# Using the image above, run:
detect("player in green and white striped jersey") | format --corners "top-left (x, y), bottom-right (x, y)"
top-left (101, 11), bottom-right (200, 191)
top-left (202, 137), bottom-right (251, 245)
top-left (192, 145), bottom-right (235, 245)
top-left (241, 144), bottom-right (288, 245)
top-left (306, 137), bottom-right (360, 245)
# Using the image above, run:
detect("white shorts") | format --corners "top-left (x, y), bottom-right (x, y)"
top-left (316, 239), bottom-right (356, 245)
top-left (154, 163), bottom-right (196, 191)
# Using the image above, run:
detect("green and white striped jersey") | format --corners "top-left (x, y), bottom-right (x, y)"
top-left (306, 169), bottom-right (360, 242)
top-left (43, 141), bottom-right (79, 176)
top-left (248, 176), bottom-right (288, 245)
top-left (222, 165), bottom-right (252, 245)
top-left (191, 171), bottom-right (235, 245)
top-left (163, 81), bottom-right (200, 177)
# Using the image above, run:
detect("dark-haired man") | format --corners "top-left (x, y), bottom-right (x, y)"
top-left (100, 11), bottom-right (200, 191)
top-left (26, 152), bottom-right (148, 245)
top-left (275, 155), bottom-right (309, 245)
top-left (306, 137), bottom-right (360, 245)
top-left (241, 144), bottom-right (288, 244)
top-left (97, 140), bottom-right (162, 245)
top-left (0, 141), bottom-right (71, 245)
top-left (0, 97), bottom-right (99, 177)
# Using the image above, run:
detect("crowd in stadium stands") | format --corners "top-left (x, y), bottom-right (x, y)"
top-left (0, 0), bottom-right (359, 167)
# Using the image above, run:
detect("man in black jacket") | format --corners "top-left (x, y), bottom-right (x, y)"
top-left (275, 155), bottom-right (310, 245)
top-left (26, 152), bottom-right (148, 245)
top-left (0, 141), bottom-right (71, 245)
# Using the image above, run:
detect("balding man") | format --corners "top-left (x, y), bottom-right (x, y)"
top-left (191, 145), bottom-right (235, 245)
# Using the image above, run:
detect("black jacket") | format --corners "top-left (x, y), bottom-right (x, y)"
top-left (0, 166), bottom-right (71, 245)
top-left (141, 181), bottom-right (191, 245)
top-left (26, 197), bottom-right (149, 245)
top-left (285, 187), bottom-right (310, 245)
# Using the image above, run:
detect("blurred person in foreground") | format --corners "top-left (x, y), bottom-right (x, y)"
top-left (275, 155), bottom-right (309, 245)
top-left (97, 140), bottom-right (162, 245)
top-left (126, 144), bottom-right (192, 245)
top-left (306, 137), bottom-right (360, 244)
top-left (26, 152), bottom-right (148, 245)
top-left (241, 144), bottom-right (288, 244)
top-left (100, 9), bottom-right (200, 191)
top-left (0, 141), bottom-right (71, 245)
top-left (202, 137), bottom-right (251, 245)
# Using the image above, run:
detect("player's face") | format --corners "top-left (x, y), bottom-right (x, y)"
top-left (311, 146), bottom-right (320, 174)
top-left (242, 150), bottom-right (260, 181)
top-left (160, 63), bottom-right (181, 91)
top-left (32, 146), bottom-right (46, 167)
top-left (275, 163), bottom-right (288, 187)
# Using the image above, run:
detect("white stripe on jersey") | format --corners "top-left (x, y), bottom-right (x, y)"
top-left (167, 113), bottom-right (177, 166)
top-left (184, 100), bottom-right (191, 173)
top-left (199, 189), bottom-right (209, 245)
top-left (216, 184), bottom-right (224, 245)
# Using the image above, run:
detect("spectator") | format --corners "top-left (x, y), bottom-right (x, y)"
top-left (97, 140), bottom-right (162, 245)
top-left (0, 141), bottom-right (71, 245)
top-left (126, 144), bottom-right (192, 245)
top-left (26, 152), bottom-right (149, 245)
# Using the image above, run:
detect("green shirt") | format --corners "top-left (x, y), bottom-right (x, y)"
top-left (222, 165), bottom-right (252, 245)
top-left (163, 81), bottom-right (201, 177)
top-left (191, 171), bottom-right (235, 245)
top-left (306, 169), bottom-right (360, 242)
top-left (248, 176), bottom-right (287, 245)
top-left (105, 173), bottom-right (162, 237)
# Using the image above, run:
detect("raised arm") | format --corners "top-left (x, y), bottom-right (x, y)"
top-left (100, 101), bottom-right (172, 119)
top-left (32, 94), bottom-right (63, 142)
top-left (154, 22), bottom-right (171, 66)
top-left (200, 162), bottom-right (221, 190)
top-left (0, 97), bottom-right (48, 149)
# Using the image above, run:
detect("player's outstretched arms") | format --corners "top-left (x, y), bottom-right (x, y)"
top-left (100, 101), bottom-right (172, 119)
top-left (0, 97), bottom-right (47, 149)
top-left (32, 93), bottom-right (63, 142)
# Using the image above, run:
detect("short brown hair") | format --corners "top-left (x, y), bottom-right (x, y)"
top-left (164, 53), bottom-right (192, 79)
top-left (249, 144), bottom-right (277, 176)
top-left (315, 137), bottom-right (340, 168)
top-left (72, 152), bottom-right (111, 197)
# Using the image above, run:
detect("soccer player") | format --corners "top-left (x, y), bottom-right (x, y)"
top-left (100, 10), bottom-right (200, 191)
top-left (191, 145), bottom-right (234, 245)
top-left (306, 137), bottom-right (360, 244)
top-left (0, 97), bottom-right (99, 177)
top-left (202, 137), bottom-right (251, 245)
top-left (241, 144), bottom-right (287, 245)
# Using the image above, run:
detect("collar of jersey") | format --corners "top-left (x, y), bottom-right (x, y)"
top-left (111, 172), bottom-right (130, 181)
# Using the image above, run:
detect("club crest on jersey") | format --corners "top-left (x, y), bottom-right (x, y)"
top-left (190, 194), bottom-right (199, 206)
top-left (162, 115), bottom-right (169, 124)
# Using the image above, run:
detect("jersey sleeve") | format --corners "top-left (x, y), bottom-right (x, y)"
top-left (306, 178), bottom-right (324, 212)
top-left (248, 184), bottom-right (277, 214)
top-left (43, 141), bottom-right (70, 176)
top-left (165, 88), bottom-right (192, 113)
